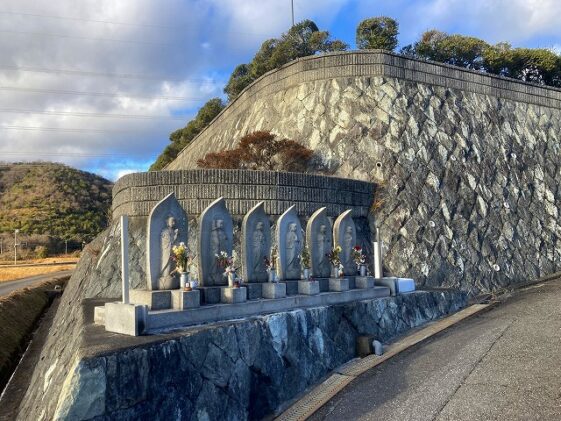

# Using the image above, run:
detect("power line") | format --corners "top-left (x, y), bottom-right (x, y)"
top-left (0, 65), bottom-right (212, 82)
top-left (0, 125), bottom-right (144, 134)
top-left (0, 107), bottom-right (188, 120)
top-left (0, 28), bottom-right (175, 47)
top-left (0, 86), bottom-right (204, 101)
top-left (0, 10), bottom-right (185, 30)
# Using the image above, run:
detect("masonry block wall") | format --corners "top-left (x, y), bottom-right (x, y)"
top-left (167, 51), bottom-right (561, 293)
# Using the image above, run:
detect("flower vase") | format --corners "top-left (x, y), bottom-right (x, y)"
top-left (180, 272), bottom-right (189, 289)
top-left (268, 269), bottom-right (277, 283)
top-left (359, 265), bottom-right (367, 277)
top-left (331, 265), bottom-right (338, 278)
top-left (228, 272), bottom-right (235, 288)
top-left (338, 267), bottom-right (344, 278)
top-left (303, 268), bottom-right (310, 281)
top-left (189, 278), bottom-right (199, 289)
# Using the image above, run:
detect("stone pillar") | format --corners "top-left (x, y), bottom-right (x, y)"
top-left (373, 222), bottom-right (383, 279)
top-left (121, 215), bottom-right (130, 304)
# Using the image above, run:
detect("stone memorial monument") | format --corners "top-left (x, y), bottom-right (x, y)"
top-left (198, 197), bottom-right (233, 287)
top-left (333, 209), bottom-right (357, 277)
top-left (241, 202), bottom-right (271, 283)
top-left (146, 193), bottom-right (187, 290)
top-left (306, 207), bottom-right (332, 279)
top-left (276, 205), bottom-right (303, 281)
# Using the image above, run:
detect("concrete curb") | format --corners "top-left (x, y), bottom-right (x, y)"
top-left (275, 304), bottom-right (491, 421)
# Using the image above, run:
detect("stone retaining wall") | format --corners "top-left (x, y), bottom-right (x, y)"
top-left (163, 51), bottom-right (561, 294)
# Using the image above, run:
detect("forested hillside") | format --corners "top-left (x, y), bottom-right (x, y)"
top-left (0, 163), bottom-right (112, 243)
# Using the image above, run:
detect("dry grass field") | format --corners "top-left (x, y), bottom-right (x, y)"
top-left (0, 264), bottom-right (76, 283)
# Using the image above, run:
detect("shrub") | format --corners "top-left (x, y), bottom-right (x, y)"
top-left (197, 131), bottom-right (315, 172)
top-left (34, 246), bottom-right (48, 259)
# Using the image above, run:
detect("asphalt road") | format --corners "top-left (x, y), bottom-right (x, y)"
top-left (0, 270), bottom-right (73, 296)
top-left (311, 278), bottom-right (561, 421)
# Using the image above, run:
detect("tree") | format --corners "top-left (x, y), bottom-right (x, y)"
top-left (197, 131), bottom-right (315, 172)
top-left (356, 17), bottom-right (399, 51)
top-left (150, 98), bottom-right (225, 170)
top-left (224, 20), bottom-right (347, 101)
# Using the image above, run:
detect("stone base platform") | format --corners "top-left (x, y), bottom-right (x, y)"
top-left (97, 286), bottom-right (391, 335)
top-left (172, 290), bottom-right (200, 309)
top-left (130, 290), bottom-right (171, 310)
top-left (329, 278), bottom-right (350, 292)
top-left (298, 280), bottom-right (320, 295)
top-left (221, 287), bottom-right (247, 304)
top-left (355, 276), bottom-right (375, 289)
top-left (262, 283), bottom-right (286, 299)
top-left (375, 277), bottom-right (416, 296)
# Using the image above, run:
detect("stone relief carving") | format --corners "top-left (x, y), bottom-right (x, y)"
top-left (198, 197), bottom-right (233, 286)
top-left (306, 207), bottom-right (332, 278)
top-left (146, 193), bottom-right (187, 290)
top-left (242, 202), bottom-right (271, 282)
top-left (333, 209), bottom-right (357, 276)
top-left (276, 205), bottom-right (303, 281)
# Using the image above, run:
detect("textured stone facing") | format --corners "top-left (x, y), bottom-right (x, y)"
top-left (167, 51), bottom-right (561, 171)
top-left (112, 169), bottom-right (375, 219)
top-left (58, 290), bottom-right (467, 420)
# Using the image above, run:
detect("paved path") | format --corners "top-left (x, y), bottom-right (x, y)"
top-left (311, 278), bottom-right (561, 421)
top-left (0, 270), bottom-right (73, 296)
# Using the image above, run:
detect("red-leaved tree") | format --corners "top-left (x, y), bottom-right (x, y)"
top-left (197, 131), bottom-right (316, 172)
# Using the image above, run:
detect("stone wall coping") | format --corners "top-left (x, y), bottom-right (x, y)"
top-left (112, 169), bottom-right (375, 219)
top-left (166, 50), bottom-right (561, 170)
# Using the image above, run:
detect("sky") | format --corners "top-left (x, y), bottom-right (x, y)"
top-left (0, 0), bottom-right (560, 181)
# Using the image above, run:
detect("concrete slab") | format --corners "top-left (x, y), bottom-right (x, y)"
top-left (94, 306), bottom-right (105, 324)
top-left (262, 282), bottom-right (287, 299)
top-left (105, 302), bottom-right (147, 336)
top-left (375, 277), bottom-right (416, 296)
top-left (129, 289), bottom-right (171, 310)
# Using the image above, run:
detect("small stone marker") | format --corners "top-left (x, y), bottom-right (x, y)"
top-left (276, 205), bottom-right (303, 281)
top-left (306, 207), bottom-right (332, 279)
top-left (328, 278), bottom-right (350, 292)
top-left (198, 197), bottom-right (233, 286)
top-left (146, 193), bottom-right (187, 290)
top-left (333, 210), bottom-right (357, 277)
top-left (120, 215), bottom-right (130, 304)
top-left (298, 280), bottom-right (320, 295)
top-left (221, 287), bottom-right (247, 304)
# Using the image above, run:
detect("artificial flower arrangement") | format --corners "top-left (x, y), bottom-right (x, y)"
top-left (327, 244), bottom-right (344, 277)
top-left (300, 246), bottom-right (312, 269)
top-left (172, 242), bottom-right (194, 273)
top-left (264, 246), bottom-right (278, 282)
top-left (351, 245), bottom-right (366, 267)
top-left (216, 250), bottom-right (239, 287)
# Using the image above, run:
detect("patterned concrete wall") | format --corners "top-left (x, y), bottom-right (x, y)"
top-left (166, 51), bottom-right (561, 293)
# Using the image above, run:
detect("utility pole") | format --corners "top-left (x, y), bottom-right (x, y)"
top-left (291, 0), bottom-right (295, 26)
top-left (14, 229), bottom-right (19, 265)
top-left (65, 239), bottom-right (68, 255)
top-left (0, 237), bottom-right (3, 255)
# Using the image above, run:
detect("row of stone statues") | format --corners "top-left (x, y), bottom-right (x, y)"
top-left (146, 193), bottom-right (359, 290)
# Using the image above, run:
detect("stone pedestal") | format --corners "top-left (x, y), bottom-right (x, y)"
top-left (130, 290), bottom-right (171, 310)
top-left (105, 302), bottom-right (147, 336)
top-left (262, 283), bottom-right (287, 299)
top-left (245, 283), bottom-right (263, 300)
top-left (221, 287), bottom-right (247, 304)
top-left (171, 290), bottom-right (201, 310)
top-left (298, 280), bottom-right (320, 295)
top-left (329, 278), bottom-right (349, 292)
top-left (355, 276), bottom-right (375, 289)
top-left (198, 286), bottom-right (222, 305)
top-left (374, 277), bottom-right (416, 296)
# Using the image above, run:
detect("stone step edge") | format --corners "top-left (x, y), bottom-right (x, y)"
top-left (274, 303), bottom-right (491, 421)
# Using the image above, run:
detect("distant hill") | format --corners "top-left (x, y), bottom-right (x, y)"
top-left (0, 163), bottom-right (112, 243)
